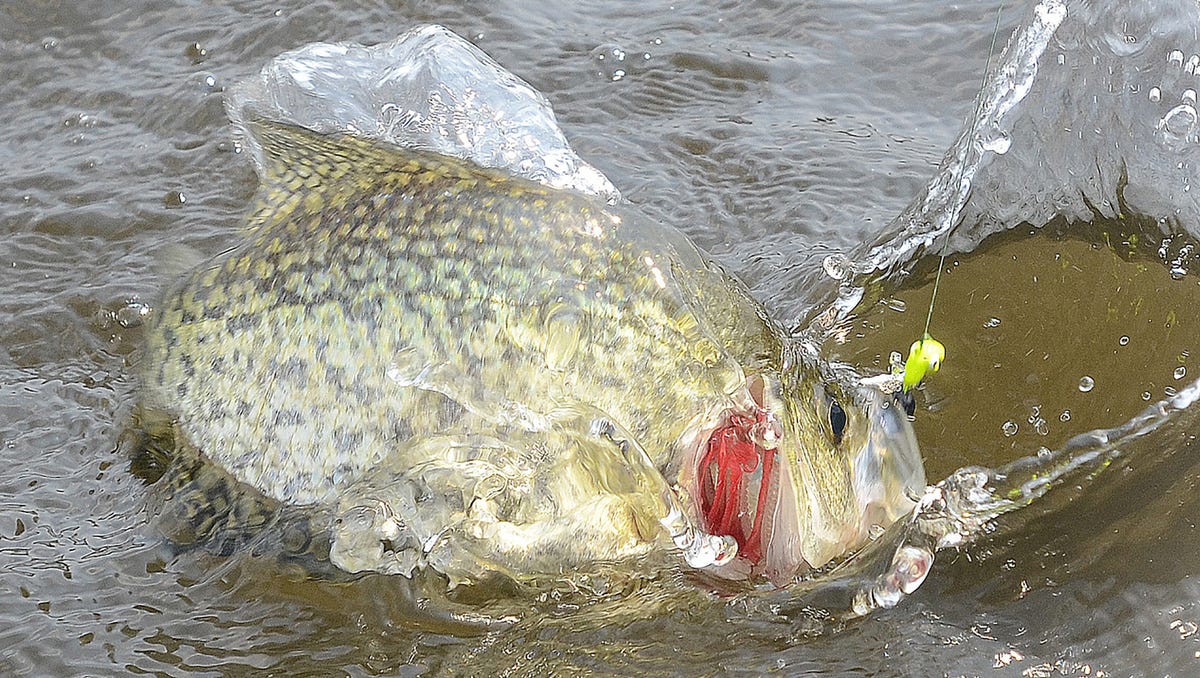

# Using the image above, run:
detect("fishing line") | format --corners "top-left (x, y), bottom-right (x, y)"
top-left (905, 2), bottom-right (1006, 392)
top-left (922, 1), bottom-right (1007, 339)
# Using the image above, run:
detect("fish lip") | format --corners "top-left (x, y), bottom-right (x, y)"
top-left (849, 387), bottom-right (925, 526)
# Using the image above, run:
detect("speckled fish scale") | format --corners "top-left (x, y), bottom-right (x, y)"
top-left (141, 120), bottom-right (774, 510)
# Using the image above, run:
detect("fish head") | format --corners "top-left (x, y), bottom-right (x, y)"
top-left (692, 357), bottom-right (924, 582)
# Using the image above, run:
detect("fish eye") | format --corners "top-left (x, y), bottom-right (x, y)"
top-left (829, 399), bottom-right (847, 442)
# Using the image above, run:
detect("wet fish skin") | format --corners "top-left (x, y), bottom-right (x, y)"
top-left (140, 120), bottom-right (907, 582)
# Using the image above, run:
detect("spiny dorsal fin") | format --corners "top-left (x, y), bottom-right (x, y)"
top-left (245, 118), bottom-right (507, 190)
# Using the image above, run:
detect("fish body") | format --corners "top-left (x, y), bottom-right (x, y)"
top-left (140, 121), bottom-right (923, 585)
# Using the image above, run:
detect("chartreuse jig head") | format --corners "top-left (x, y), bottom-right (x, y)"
top-left (902, 333), bottom-right (945, 392)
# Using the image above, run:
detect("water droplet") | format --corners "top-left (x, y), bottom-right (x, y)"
top-left (983, 317), bottom-right (1002, 328)
top-left (1002, 421), bottom-right (1018, 437)
top-left (1142, 391), bottom-right (1152, 400)
top-left (1104, 28), bottom-right (1142, 56)
top-left (1033, 419), bottom-right (1049, 436)
top-left (1166, 386), bottom-right (1179, 397)
top-left (980, 126), bottom-right (1012, 154)
top-left (1175, 366), bottom-right (1187, 380)
top-left (883, 297), bottom-right (907, 312)
top-left (41, 37), bottom-right (59, 50)
top-left (1150, 86), bottom-right (1162, 103)
top-left (1169, 49), bottom-right (1185, 67)
top-left (194, 72), bottom-right (220, 91)
top-left (1158, 103), bottom-right (1198, 143)
top-left (1119, 335), bottom-right (1130, 346)
top-left (1186, 89), bottom-right (1198, 105)
top-left (63, 112), bottom-right (99, 129)
top-left (543, 304), bottom-right (586, 370)
top-left (590, 43), bottom-right (629, 81)
top-left (163, 191), bottom-right (187, 208)
top-left (1056, 53), bottom-right (1065, 66)
top-left (822, 254), bottom-right (853, 281)
top-left (116, 300), bottom-right (152, 328)
top-left (1078, 376), bottom-right (1095, 392)
top-left (1189, 54), bottom-right (1200, 75)
top-left (1059, 410), bottom-right (1071, 422)
top-left (185, 42), bottom-right (208, 64)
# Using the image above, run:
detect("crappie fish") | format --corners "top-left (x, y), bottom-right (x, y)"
top-left (139, 119), bottom-right (923, 587)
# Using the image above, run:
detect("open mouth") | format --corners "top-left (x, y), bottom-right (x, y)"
top-left (696, 409), bottom-right (779, 566)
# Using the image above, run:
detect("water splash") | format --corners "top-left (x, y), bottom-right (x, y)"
top-left (225, 25), bottom-right (619, 201)
top-left (843, 374), bottom-right (1200, 617)
top-left (855, 0), bottom-right (1067, 276)
top-left (855, 0), bottom-right (1200, 279)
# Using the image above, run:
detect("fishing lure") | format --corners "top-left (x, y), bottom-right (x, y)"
top-left (903, 333), bottom-right (945, 392)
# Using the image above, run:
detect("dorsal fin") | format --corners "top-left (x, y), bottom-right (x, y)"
top-left (247, 119), bottom-right (400, 184)
top-left (245, 118), bottom-right (507, 187)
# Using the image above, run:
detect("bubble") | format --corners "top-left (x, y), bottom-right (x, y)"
top-left (983, 317), bottom-right (1002, 328)
top-left (1002, 421), bottom-right (1018, 437)
top-left (1033, 419), bottom-right (1049, 436)
top-left (1078, 376), bottom-right (1095, 392)
top-left (1119, 335), bottom-right (1130, 346)
top-left (1186, 89), bottom-right (1198, 105)
top-left (1150, 87), bottom-right (1161, 103)
top-left (1169, 49), bottom-right (1185, 67)
top-left (1166, 386), bottom-right (1179, 397)
top-left (1175, 366), bottom-right (1187, 380)
top-left (1189, 54), bottom-right (1200, 75)
top-left (1142, 391), bottom-right (1153, 401)
top-left (883, 297), bottom-right (907, 312)
top-left (1059, 410), bottom-right (1071, 422)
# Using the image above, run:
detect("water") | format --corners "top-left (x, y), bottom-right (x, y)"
top-left (4, 0), bottom-right (1200, 675)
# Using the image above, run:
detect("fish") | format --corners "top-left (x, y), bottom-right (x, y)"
top-left (137, 119), bottom-right (924, 587)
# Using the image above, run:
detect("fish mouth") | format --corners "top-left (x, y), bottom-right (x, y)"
top-left (695, 408), bottom-right (781, 567)
top-left (692, 386), bottom-right (925, 580)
